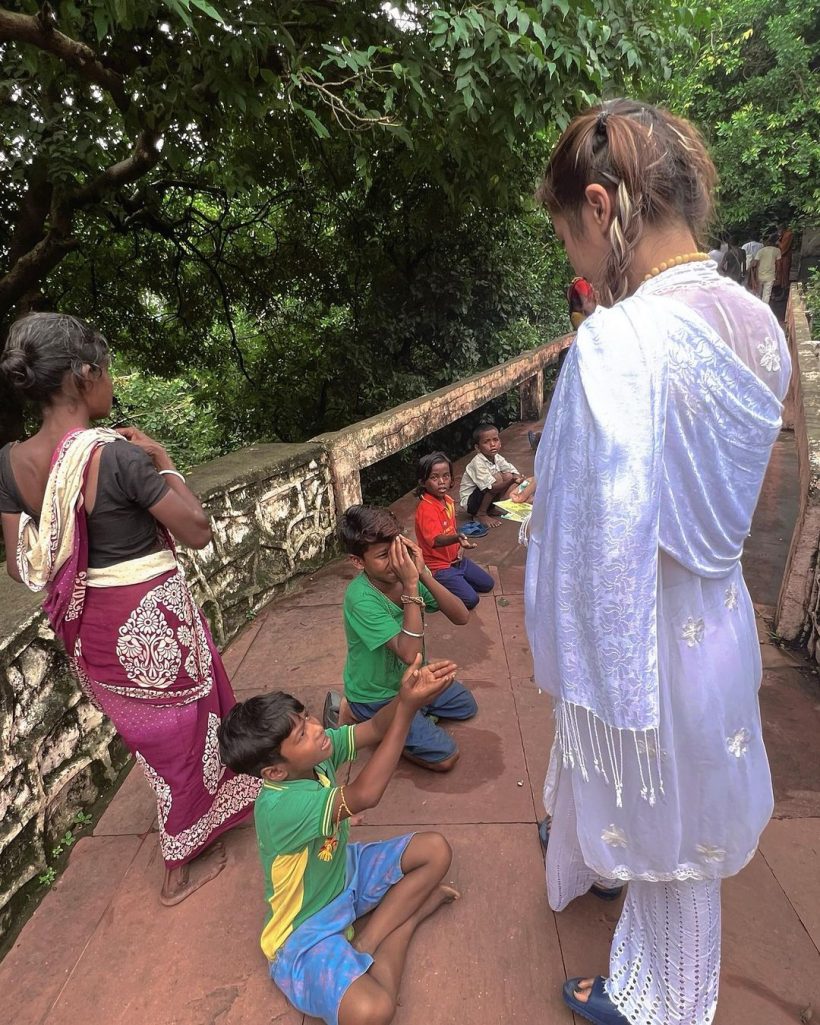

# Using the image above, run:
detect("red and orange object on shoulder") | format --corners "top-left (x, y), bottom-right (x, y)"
top-left (567, 276), bottom-right (597, 330)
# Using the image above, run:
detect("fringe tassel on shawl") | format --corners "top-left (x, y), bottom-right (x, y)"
top-left (556, 701), bottom-right (664, 809)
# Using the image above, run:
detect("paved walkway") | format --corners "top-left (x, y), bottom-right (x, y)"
top-left (2, 423), bottom-right (819, 1025)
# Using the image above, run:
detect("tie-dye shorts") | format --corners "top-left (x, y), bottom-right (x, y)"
top-left (270, 833), bottom-right (414, 1025)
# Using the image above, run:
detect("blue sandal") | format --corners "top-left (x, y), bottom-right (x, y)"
top-left (563, 977), bottom-right (630, 1025)
top-left (537, 818), bottom-right (624, 901)
top-left (460, 520), bottom-right (489, 538)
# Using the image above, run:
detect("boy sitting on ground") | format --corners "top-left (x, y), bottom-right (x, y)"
top-left (218, 655), bottom-right (460, 1025)
top-left (339, 505), bottom-right (474, 772)
top-left (460, 423), bottom-right (533, 528)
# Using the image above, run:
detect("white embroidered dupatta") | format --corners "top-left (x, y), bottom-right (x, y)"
top-left (525, 293), bottom-right (783, 805)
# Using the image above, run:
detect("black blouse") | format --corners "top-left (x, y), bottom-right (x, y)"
top-left (0, 438), bottom-right (169, 568)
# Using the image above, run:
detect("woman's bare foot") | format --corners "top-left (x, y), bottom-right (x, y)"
top-left (570, 978), bottom-right (595, 1004)
top-left (160, 840), bottom-right (227, 906)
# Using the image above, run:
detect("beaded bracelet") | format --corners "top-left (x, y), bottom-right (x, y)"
top-left (335, 786), bottom-right (352, 830)
top-left (400, 594), bottom-right (425, 606)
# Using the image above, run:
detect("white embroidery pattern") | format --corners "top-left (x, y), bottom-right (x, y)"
top-left (681, 617), bottom-right (705, 647)
top-left (65, 571), bottom-right (87, 622)
top-left (724, 583), bottom-right (739, 611)
top-left (136, 751), bottom-right (260, 864)
top-left (116, 574), bottom-right (212, 691)
top-left (602, 824), bottom-right (629, 848)
top-left (757, 336), bottom-right (781, 373)
top-left (695, 843), bottom-right (727, 863)
top-left (726, 727), bottom-right (751, 758)
top-left (202, 713), bottom-right (226, 795)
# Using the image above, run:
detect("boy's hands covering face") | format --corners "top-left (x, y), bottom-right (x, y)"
top-left (399, 534), bottom-right (427, 577)
top-left (389, 536), bottom-right (419, 588)
top-left (399, 655), bottom-right (459, 709)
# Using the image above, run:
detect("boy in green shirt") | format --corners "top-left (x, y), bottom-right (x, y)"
top-left (218, 655), bottom-right (460, 1025)
top-left (338, 505), bottom-right (476, 771)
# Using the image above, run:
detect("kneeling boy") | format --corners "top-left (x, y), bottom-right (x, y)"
top-left (339, 505), bottom-right (476, 772)
top-left (218, 656), bottom-right (460, 1025)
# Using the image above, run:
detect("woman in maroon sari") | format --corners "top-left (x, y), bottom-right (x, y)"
top-left (0, 313), bottom-right (259, 905)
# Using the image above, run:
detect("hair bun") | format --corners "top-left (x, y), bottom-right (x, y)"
top-left (0, 347), bottom-right (37, 393)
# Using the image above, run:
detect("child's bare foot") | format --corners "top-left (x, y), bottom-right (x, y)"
top-left (160, 840), bottom-right (227, 906)
top-left (477, 514), bottom-right (501, 530)
top-left (414, 884), bottom-right (460, 925)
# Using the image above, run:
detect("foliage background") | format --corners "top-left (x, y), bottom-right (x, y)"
top-left (6, 0), bottom-right (818, 494)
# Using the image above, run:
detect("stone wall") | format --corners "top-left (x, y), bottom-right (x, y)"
top-left (0, 441), bottom-right (335, 943)
top-left (775, 287), bottom-right (820, 654)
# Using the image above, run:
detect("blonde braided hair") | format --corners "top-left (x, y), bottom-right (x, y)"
top-left (536, 99), bottom-right (717, 306)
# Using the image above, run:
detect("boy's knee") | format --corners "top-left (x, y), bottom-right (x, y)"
top-left (426, 831), bottom-right (453, 873)
top-left (460, 690), bottom-right (478, 719)
top-left (342, 985), bottom-right (395, 1025)
top-left (463, 592), bottom-right (479, 610)
top-left (364, 989), bottom-right (395, 1025)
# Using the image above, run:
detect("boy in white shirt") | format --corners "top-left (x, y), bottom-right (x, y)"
top-left (459, 424), bottom-right (531, 529)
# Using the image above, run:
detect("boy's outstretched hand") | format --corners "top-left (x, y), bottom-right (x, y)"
top-left (399, 654), bottom-right (459, 710)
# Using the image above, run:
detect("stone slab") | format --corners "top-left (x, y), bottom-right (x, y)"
top-left (231, 604), bottom-right (347, 695)
top-left (0, 834), bottom-right (142, 1025)
top-left (494, 594), bottom-right (535, 678)
top-left (221, 610), bottom-right (270, 677)
top-left (273, 560), bottom-right (357, 610)
top-left (426, 593), bottom-right (509, 682)
top-left (719, 852), bottom-right (820, 1024)
top-left (759, 665), bottom-right (820, 818)
top-left (358, 683), bottom-right (534, 826)
top-left (93, 762), bottom-right (157, 837)
top-left (42, 828), bottom-right (303, 1025)
top-left (510, 679), bottom-right (555, 816)
top-left (338, 823), bottom-right (568, 1025)
top-left (759, 818), bottom-right (820, 951)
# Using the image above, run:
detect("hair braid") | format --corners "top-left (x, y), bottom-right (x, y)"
top-left (535, 98), bottom-right (717, 305)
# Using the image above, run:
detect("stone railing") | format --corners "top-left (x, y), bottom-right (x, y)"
top-left (775, 285), bottom-right (820, 656)
top-left (0, 334), bottom-right (567, 943)
top-left (313, 334), bottom-right (571, 514)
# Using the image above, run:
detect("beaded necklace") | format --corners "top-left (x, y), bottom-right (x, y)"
top-left (642, 252), bottom-right (710, 283)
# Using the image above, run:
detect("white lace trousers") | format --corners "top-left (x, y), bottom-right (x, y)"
top-left (546, 777), bottom-right (721, 1025)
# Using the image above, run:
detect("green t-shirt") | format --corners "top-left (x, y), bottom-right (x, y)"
top-left (254, 724), bottom-right (357, 960)
top-left (342, 572), bottom-right (439, 703)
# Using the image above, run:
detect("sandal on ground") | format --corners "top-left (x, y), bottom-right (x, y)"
top-left (323, 690), bottom-right (341, 729)
top-left (562, 977), bottom-right (630, 1025)
top-left (537, 818), bottom-right (624, 902)
top-left (460, 520), bottom-right (489, 538)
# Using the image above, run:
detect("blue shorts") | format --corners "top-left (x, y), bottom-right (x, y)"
top-left (270, 834), bottom-right (414, 1025)
top-left (348, 681), bottom-right (477, 763)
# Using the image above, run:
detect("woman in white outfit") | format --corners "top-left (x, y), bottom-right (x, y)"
top-left (525, 99), bottom-right (790, 1025)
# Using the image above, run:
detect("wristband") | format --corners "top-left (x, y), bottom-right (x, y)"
top-left (158, 468), bottom-right (186, 483)
top-left (401, 628), bottom-right (425, 638)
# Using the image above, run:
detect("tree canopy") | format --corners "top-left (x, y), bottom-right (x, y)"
top-left (664, 0), bottom-right (820, 235)
top-left (1, 0), bottom-right (699, 453)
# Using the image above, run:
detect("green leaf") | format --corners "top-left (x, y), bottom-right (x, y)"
top-left (93, 9), bottom-right (109, 42)
top-left (189, 0), bottom-right (225, 22)
top-left (302, 108), bottom-right (330, 139)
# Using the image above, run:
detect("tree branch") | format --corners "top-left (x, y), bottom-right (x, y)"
top-left (0, 4), bottom-right (129, 111)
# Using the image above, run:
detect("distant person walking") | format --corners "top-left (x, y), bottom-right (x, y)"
top-left (751, 233), bottom-right (781, 304)
top-left (719, 236), bottom-right (745, 283)
top-left (776, 224), bottom-right (794, 293)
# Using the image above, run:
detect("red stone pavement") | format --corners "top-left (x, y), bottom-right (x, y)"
top-left (2, 423), bottom-right (819, 1025)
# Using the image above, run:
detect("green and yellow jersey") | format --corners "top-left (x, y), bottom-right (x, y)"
top-left (254, 725), bottom-right (358, 961)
